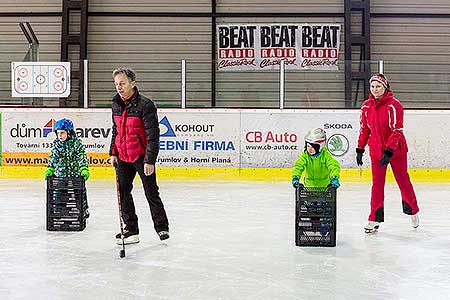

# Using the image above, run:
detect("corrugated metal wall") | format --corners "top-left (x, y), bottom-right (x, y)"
top-left (371, 0), bottom-right (450, 107)
top-left (87, 16), bottom-right (211, 108)
top-left (88, 1), bottom-right (212, 107)
top-left (372, 0), bottom-right (450, 14)
top-left (371, 17), bottom-right (450, 107)
top-left (217, 0), bottom-right (343, 13)
top-left (89, 0), bottom-right (211, 13)
top-left (0, 0), bottom-right (61, 13)
top-left (0, 0), bottom-right (449, 108)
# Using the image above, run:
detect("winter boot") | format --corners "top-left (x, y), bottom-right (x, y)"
top-left (411, 213), bottom-right (419, 228)
top-left (364, 221), bottom-right (380, 233)
top-left (116, 230), bottom-right (139, 245)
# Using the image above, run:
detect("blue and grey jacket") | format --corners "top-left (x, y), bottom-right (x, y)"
top-left (47, 135), bottom-right (88, 177)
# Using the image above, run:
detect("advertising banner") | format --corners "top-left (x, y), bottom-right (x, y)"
top-left (157, 111), bottom-right (240, 167)
top-left (217, 24), bottom-right (341, 71)
top-left (0, 109), bottom-right (241, 168)
top-left (1, 109), bottom-right (449, 169)
top-left (241, 110), bottom-right (358, 168)
top-left (1, 110), bottom-right (112, 166)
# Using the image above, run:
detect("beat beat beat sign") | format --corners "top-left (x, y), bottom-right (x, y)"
top-left (217, 24), bottom-right (340, 71)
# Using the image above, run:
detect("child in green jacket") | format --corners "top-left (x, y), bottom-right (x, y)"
top-left (292, 128), bottom-right (341, 188)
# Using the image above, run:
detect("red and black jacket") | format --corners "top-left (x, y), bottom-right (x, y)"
top-left (109, 87), bottom-right (160, 164)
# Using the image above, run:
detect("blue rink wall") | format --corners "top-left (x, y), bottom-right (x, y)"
top-left (0, 108), bottom-right (449, 182)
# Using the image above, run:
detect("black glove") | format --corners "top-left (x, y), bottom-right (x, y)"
top-left (356, 148), bottom-right (364, 166)
top-left (380, 148), bottom-right (393, 166)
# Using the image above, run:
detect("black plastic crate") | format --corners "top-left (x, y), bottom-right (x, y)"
top-left (295, 186), bottom-right (337, 247)
top-left (47, 176), bottom-right (85, 190)
top-left (46, 177), bottom-right (87, 231)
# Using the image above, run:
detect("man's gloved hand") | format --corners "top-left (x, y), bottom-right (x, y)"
top-left (380, 148), bottom-right (393, 167)
top-left (330, 177), bottom-right (340, 188)
top-left (356, 148), bottom-right (365, 166)
top-left (292, 176), bottom-right (300, 188)
top-left (44, 167), bottom-right (54, 179)
top-left (80, 168), bottom-right (90, 181)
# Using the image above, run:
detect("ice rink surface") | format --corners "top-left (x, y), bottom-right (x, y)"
top-left (1, 179), bottom-right (450, 300)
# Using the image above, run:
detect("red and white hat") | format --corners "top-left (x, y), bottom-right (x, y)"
top-left (369, 74), bottom-right (389, 88)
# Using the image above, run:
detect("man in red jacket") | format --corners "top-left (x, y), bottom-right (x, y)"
top-left (110, 67), bottom-right (169, 244)
top-left (356, 73), bottom-right (419, 233)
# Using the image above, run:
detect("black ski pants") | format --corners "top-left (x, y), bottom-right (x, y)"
top-left (116, 157), bottom-right (169, 234)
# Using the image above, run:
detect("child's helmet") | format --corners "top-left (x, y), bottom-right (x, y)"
top-left (305, 128), bottom-right (327, 153)
top-left (54, 118), bottom-right (74, 132)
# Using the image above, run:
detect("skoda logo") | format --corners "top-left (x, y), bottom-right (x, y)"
top-left (327, 134), bottom-right (349, 156)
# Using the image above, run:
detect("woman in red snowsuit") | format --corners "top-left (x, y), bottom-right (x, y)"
top-left (356, 73), bottom-right (420, 233)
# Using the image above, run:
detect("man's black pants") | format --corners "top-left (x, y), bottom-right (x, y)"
top-left (116, 157), bottom-right (169, 234)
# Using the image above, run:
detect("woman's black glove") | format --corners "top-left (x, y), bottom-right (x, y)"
top-left (356, 148), bottom-right (365, 166)
top-left (380, 148), bottom-right (393, 166)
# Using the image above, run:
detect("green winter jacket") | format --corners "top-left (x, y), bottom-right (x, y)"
top-left (292, 147), bottom-right (341, 187)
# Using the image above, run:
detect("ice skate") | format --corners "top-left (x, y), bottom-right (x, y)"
top-left (115, 231), bottom-right (140, 245)
top-left (158, 230), bottom-right (170, 241)
top-left (411, 213), bottom-right (419, 228)
top-left (364, 221), bottom-right (380, 233)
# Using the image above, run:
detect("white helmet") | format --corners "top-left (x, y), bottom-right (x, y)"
top-left (305, 128), bottom-right (327, 153)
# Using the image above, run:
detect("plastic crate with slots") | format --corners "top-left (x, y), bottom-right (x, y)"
top-left (46, 177), bottom-right (87, 231)
top-left (295, 186), bottom-right (337, 247)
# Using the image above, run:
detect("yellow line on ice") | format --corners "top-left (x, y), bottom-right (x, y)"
top-left (1, 166), bottom-right (449, 182)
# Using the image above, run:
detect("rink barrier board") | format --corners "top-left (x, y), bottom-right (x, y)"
top-left (1, 166), bottom-right (449, 182)
top-left (2, 108), bottom-right (450, 170)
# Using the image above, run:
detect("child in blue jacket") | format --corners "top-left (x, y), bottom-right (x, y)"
top-left (45, 118), bottom-right (89, 179)
top-left (45, 118), bottom-right (90, 217)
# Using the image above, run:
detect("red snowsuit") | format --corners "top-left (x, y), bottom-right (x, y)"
top-left (358, 90), bottom-right (419, 222)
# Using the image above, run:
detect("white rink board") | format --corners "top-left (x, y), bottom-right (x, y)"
top-left (0, 108), bottom-right (449, 169)
top-left (403, 111), bottom-right (450, 168)
top-left (157, 111), bottom-right (240, 167)
top-left (1, 110), bottom-right (112, 153)
top-left (240, 110), bottom-right (359, 168)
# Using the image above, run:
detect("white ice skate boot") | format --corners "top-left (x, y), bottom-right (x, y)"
top-left (115, 231), bottom-right (140, 245)
top-left (364, 221), bottom-right (380, 233)
top-left (411, 213), bottom-right (419, 228)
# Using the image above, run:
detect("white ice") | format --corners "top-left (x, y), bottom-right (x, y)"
top-left (1, 179), bottom-right (450, 300)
